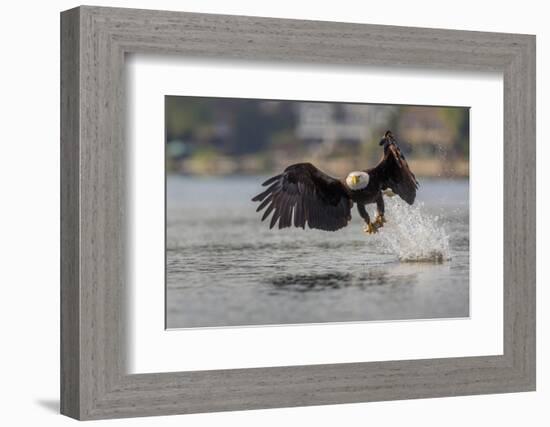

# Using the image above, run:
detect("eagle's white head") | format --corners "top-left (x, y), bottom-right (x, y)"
top-left (345, 171), bottom-right (369, 191)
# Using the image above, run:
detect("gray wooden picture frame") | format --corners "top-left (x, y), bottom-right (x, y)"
top-left (60, 5), bottom-right (536, 420)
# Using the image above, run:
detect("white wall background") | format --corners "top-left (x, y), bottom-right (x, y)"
top-left (0, 0), bottom-right (546, 425)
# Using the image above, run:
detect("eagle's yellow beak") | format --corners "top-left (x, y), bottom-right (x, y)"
top-left (351, 175), bottom-right (360, 185)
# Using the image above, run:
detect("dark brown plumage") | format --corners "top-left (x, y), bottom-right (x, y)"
top-left (252, 131), bottom-right (419, 233)
top-left (369, 130), bottom-right (419, 205)
top-left (252, 163), bottom-right (352, 231)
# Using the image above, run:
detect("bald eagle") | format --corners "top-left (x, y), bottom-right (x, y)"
top-left (252, 131), bottom-right (419, 234)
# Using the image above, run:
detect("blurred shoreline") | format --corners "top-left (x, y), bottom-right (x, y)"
top-left (166, 97), bottom-right (470, 179)
top-left (167, 153), bottom-right (469, 179)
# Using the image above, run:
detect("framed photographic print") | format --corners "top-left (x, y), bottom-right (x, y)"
top-left (164, 97), bottom-right (469, 329)
top-left (60, 5), bottom-right (536, 420)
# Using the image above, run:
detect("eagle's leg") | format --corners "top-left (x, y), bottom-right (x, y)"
top-left (373, 192), bottom-right (386, 228)
top-left (358, 203), bottom-right (377, 234)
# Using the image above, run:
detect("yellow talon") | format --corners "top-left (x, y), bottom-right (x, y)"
top-left (363, 222), bottom-right (378, 234)
top-left (373, 214), bottom-right (386, 228)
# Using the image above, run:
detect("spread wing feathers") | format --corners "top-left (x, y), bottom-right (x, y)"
top-left (371, 143), bottom-right (419, 205)
top-left (252, 163), bottom-right (352, 231)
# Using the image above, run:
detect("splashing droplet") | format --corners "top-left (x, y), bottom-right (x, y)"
top-left (376, 198), bottom-right (451, 263)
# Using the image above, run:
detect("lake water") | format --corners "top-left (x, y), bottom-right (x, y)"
top-left (166, 176), bottom-right (469, 328)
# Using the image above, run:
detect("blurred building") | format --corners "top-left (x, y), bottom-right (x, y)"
top-left (397, 107), bottom-right (454, 152)
top-left (296, 103), bottom-right (395, 151)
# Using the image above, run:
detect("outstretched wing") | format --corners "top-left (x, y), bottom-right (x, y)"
top-left (252, 163), bottom-right (352, 231)
top-left (370, 142), bottom-right (419, 205)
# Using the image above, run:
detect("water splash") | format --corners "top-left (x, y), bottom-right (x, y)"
top-left (376, 198), bottom-right (451, 263)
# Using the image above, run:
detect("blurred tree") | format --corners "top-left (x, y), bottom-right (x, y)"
top-left (440, 107), bottom-right (470, 157)
top-left (165, 97), bottom-right (213, 142)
